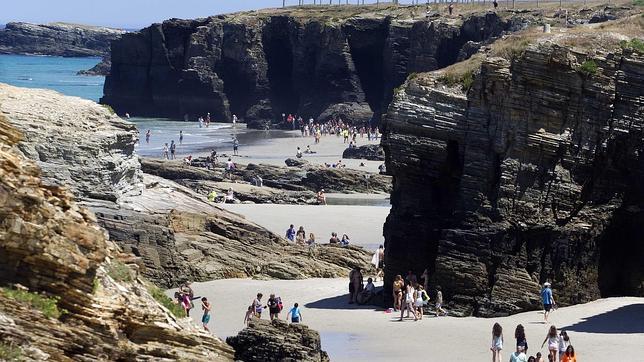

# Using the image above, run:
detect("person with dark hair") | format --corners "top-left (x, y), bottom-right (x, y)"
top-left (252, 293), bottom-right (264, 319)
top-left (541, 325), bottom-right (559, 361)
top-left (515, 324), bottom-right (528, 353)
top-left (561, 345), bottom-right (576, 362)
top-left (535, 352), bottom-right (544, 362)
top-left (201, 297), bottom-right (211, 331)
top-left (491, 322), bottom-right (503, 362)
top-left (541, 282), bottom-right (555, 323)
top-left (527, 356), bottom-right (536, 362)
top-left (435, 285), bottom-right (447, 316)
top-left (558, 330), bottom-right (571, 361)
top-left (287, 303), bottom-right (302, 323)
top-left (510, 345), bottom-right (528, 362)
top-left (393, 274), bottom-right (404, 311)
top-left (348, 266), bottom-right (363, 304)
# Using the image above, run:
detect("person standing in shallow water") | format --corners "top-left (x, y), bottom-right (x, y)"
top-left (169, 140), bottom-right (176, 160)
top-left (233, 137), bottom-right (239, 156)
top-left (145, 129), bottom-right (151, 144)
top-left (179, 130), bottom-right (183, 145)
top-left (162, 143), bottom-right (169, 159)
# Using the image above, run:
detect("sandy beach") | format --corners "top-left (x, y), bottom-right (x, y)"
top-left (173, 278), bottom-right (644, 362)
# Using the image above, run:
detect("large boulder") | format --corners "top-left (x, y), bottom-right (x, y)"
top-left (342, 144), bottom-right (385, 161)
top-left (227, 319), bottom-right (329, 362)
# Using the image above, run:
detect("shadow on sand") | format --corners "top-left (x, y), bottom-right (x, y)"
top-left (561, 303), bottom-right (644, 334)
top-left (305, 293), bottom-right (383, 311)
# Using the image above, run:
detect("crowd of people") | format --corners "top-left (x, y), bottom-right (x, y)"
top-left (243, 293), bottom-right (303, 325)
top-left (284, 224), bottom-right (353, 248)
top-left (490, 322), bottom-right (576, 362)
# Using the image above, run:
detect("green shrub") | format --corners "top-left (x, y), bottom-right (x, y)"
top-left (620, 38), bottom-right (644, 53)
top-left (579, 60), bottom-right (599, 76)
top-left (107, 260), bottom-right (133, 282)
top-left (102, 104), bottom-right (116, 115)
top-left (438, 69), bottom-right (475, 92)
top-left (147, 284), bottom-right (186, 318)
top-left (0, 342), bottom-right (22, 361)
top-left (633, 0), bottom-right (643, 7)
top-left (1, 288), bottom-right (64, 319)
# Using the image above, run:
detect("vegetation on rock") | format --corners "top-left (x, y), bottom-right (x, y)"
top-left (0, 288), bottom-right (64, 319)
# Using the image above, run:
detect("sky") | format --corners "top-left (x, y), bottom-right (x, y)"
top-left (1, 0), bottom-right (420, 29)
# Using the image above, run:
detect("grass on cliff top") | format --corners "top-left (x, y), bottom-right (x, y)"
top-left (436, 53), bottom-right (484, 92)
top-left (0, 287), bottom-right (65, 319)
top-left (146, 283), bottom-right (187, 319)
top-left (0, 342), bottom-right (22, 361)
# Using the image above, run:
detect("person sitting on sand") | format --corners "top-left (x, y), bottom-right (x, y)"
top-left (305, 145), bottom-right (315, 154)
top-left (329, 232), bottom-right (340, 244)
top-left (296, 147), bottom-right (303, 159)
top-left (491, 322), bottom-right (504, 362)
top-left (340, 234), bottom-right (350, 246)
top-left (357, 277), bottom-right (376, 305)
top-left (348, 267), bottom-right (364, 304)
top-left (393, 274), bottom-right (404, 311)
top-left (316, 189), bottom-right (327, 205)
top-left (287, 303), bottom-right (302, 323)
top-left (183, 155), bottom-right (192, 165)
top-left (207, 190), bottom-right (218, 203)
top-left (223, 187), bottom-right (235, 204)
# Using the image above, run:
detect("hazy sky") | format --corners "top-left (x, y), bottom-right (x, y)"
top-left (2, 0), bottom-right (418, 29)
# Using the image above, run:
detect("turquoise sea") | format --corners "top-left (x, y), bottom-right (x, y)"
top-left (0, 54), bottom-right (104, 101)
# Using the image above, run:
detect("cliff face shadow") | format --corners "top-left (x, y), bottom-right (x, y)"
top-left (305, 293), bottom-right (383, 311)
top-left (561, 303), bottom-right (644, 334)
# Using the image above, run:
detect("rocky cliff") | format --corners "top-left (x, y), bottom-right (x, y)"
top-left (0, 114), bottom-right (234, 360)
top-left (381, 19), bottom-right (644, 316)
top-left (0, 22), bottom-right (124, 57)
top-left (101, 5), bottom-right (532, 125)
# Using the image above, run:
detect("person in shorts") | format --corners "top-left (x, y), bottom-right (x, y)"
top-left (288, 303), bottom-right (302, 323)
top-left (541, 282), bottom-right (555, 322)
top-left (201, 297), bottom-right (211, 331)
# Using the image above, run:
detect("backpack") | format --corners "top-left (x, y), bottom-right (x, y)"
top-left (276, 296), bottom-right (283, 312)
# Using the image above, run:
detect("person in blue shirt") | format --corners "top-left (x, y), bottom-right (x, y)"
top-left (288, 303), bottom-right (302, 323)
top-left (285, 224), bottom-right (296, 242)
top-left (541, 282), bottom-right (555, 323)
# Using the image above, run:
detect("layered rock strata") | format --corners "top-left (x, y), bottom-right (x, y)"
top-left (227, 319), bottom-right (329, 362)
top-left (0, 115), bottom-right (234, 360)
top-left (382, 38), bottom-right (644, 316)
top-left (102, 6), bottom-right (530, 125)
top-left (0, 22), bottom-right (124, 57)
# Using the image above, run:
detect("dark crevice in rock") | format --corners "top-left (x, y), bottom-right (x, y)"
top-left (218, 55), bottom-right (256, 118)
top-left (263, 17), bottom-right (299, 118)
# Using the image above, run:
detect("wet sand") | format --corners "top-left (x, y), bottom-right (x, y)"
top-left (175, 278), bottom-right (644, 362)
top-left (221, 203), bottom-right (390, 251)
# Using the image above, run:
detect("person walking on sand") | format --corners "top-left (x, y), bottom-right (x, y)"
top-left (414, 283), bottom-right (425, 320)
top-left (435, 285), bottom-right (448, 316)
top-left (541, 282), bottom-right (555, 323)
top-left (287, 303), bottom-right (302, 323)
top-left (233, 137), bottom-right (239, 156)
top-left (393, 274), bottom-right (404, 311)
top-left (515, 324), bottom-right (528, 354)
top-left (491, 322), bottom-right (503, 362)
top-left (348, 267), bottom-right (364, 304)
top-left (286, 224), bottom-right (296, 242)
top-left (541, 325), bottom-right (559, 362)
top-left (201, 297), bottom-right (211, 332)
top-left (448, 2), bottom-right (454, 16)
top-left (399, 283), bottom-right (418, 321)
top-left (252, 293), bottom-right (264, 319)
top-left (232, 114), bottom-right (237, 126)
top-left (558, 331), bottom-right (571, 361)
top-left (371, 245), bottom-right (384, 281)
top-left (162, 143), bottom-right (169, 159)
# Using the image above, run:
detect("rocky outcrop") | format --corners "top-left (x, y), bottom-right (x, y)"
top-left (0, 22), bottom-right (124, 57)
top-left (382, 35), bottom-right (644, 316)
top-left (0, 115), bottom-right (234, 360)
top-left (342, 144), bottom-right (385, 161)
top-left (102, 6), bottom-right (533, 125)
top-left (77, 55), bottom-right (112, 76)
top-left (227, 319), bottom-right (329, 362)
top-left (0, 83), bottom-right (143, 202)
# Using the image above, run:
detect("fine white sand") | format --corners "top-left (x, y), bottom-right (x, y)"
top-left (230, 128), bottom-right (384, 173)
top-left (221, 204), bottom-right (390, 251)
top-left (174, 278), bottom-right (644, 362)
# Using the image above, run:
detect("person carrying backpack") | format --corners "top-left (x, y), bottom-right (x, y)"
top-left (268, 294), bottom-right (283, 320)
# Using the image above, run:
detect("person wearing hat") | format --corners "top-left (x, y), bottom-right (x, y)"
top-left (540, 282), bottom-right (555, 323)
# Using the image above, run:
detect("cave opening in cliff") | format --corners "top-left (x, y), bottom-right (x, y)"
top-left (346, 22), bottom-right (388, 121)
top-left (218, 56), bottom-right (257, 119)
top-left (262, 20), bottom-right (299, 119)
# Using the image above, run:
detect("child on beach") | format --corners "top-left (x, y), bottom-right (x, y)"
top-left (414, 284), bottom-right (426, 320)
top-left (243, 306), bottom-right (253, 325)
top-left (509, 345), bottom-right (528, 362)
top-left (399, 284), bottom-right (418, 321)
top-left (491, 322), bottom-right (503, 362)
top-left (541, 325), bottom-right (559, 361)
top-left (201, 297), bottom-right (211, 331)
top-left (287, 303), bottom-right (302, 323)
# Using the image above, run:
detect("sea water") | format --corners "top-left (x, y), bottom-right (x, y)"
top-left (0, 54), bottom-right (104, 101)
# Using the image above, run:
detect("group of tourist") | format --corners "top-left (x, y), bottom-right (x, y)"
top-left (284, 224), bottom-right (353, 248)
top-left (244, 293), bottom-right (303, 325)
top-left (391, 270), bottom-right (447, 321)
top-left (490, 323), bottom-right (576, 362)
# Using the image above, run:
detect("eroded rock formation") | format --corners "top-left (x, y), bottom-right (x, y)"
top-left (0, 22), bottom-right (124, 57)
top-left (382, 33), bottom-right (644, 316)
top-left (0, 115), bottom-right (234, 360)
top-left (102, 6), bottom-right (530, 125)
top-left (227, 319), bottom-right (329, 362)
